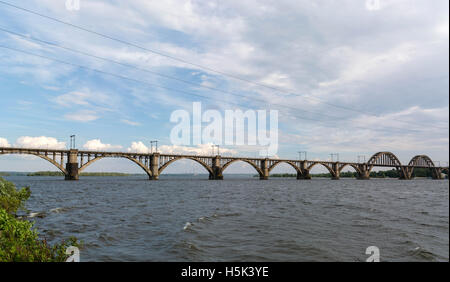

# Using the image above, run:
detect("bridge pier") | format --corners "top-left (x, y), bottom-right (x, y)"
top-left (65, 149), bottom-right (79, 180)
top-left (260, 159), bottom-right (269, 180)
top-left (209, 172), bottom-right (223, 180)
top-left (356, 164), bottom-right (370, 180)
top-left (431, 168), bottom-right (443, 180)
top-left (331, 163), bottom-right (340, 180)
top-left (297, 172), bottom-right (312, 179)
top-left (297, 162), bottom-right (311, 179)
top-left (399, 168), bottom-right (412, 180)
top-left (150, 153), bottom-right (160, 180)
top-left (209, 156), bottom-right (223, 180)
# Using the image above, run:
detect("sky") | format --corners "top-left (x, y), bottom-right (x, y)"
top-left (0, 0), bottom-right (448, 174)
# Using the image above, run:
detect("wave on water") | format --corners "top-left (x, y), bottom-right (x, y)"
top-left (212, 212), bottom-right (242, 218)
top-left (198, 216), bottom-right (207, 222)
top-left (409, 246), bottom-right (438, 261)
top-left (184, 212), bottom-right (243, 230)
top-left (28, 206), bottom-right (72, 218)
top-left (49, 207), bottom-right (70, 213)
top-left (28, 211), bottom-right (47, 218)
top-left (183, 222), bottom-right (193, 231)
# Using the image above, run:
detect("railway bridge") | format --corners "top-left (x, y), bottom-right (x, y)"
top-left (0, 147), bottom-right (448, 181)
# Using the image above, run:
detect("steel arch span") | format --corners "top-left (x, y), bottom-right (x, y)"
top-left (408, 155), bottom-right (435, 167)
top-left (367, 151), bottom-right (409, 179)
top-left (406, 155), bottom-right (440, 179)
top-left (367, 152), bottom-right (403, 168)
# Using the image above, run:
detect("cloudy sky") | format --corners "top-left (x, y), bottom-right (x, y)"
top-left (0, 0), bottom-right (448, 174)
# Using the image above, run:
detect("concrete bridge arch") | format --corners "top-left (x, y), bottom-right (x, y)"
top-left (268, 160), bottom-right (302, 174)
top-left (307, 162), bottom-right (337, 178)
top-left (78, 154), bottom-right (153, 179)
top-left (158, 156), bottom-right (214, 176)
top-left (220, 159), bottom-right (264, 179)
top-left (0, 147), bottom-right (447, 181)
top-left (0, 150), bottom-right (67, 175)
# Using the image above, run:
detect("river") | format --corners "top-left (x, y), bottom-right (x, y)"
top-left (4, 175), bottom-right (449, 262)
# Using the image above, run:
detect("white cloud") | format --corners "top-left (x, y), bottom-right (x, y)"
top-left (318, 43), bottom-right (416, 89)
top-left (14, 136), bottom-right (66, 149)
top-left (54, 90), bottom-right (115, 108)
top-left (55, 91), bottom-right (92, 107)
top-left (365, 0), bottom-right (381, 11)
top-left (159, 143), bottom-right (237, 155)
top-left (126, 142), bottom-right (246, 156)
top-left (0, 0), bottom-right (448, 170)
top-left (52, 89), bottom-right (119, 122)
top-left (0, 138), bottom-right (11, 147)
top-left (281, 106), bottom-right (449, 155)
top-left (436, 21), bottom-right (449, 38)
top-left (43, 85), bottom-right (61, 91)
top-left (127, 141), bottom-right (149, 153)
top-left (82, 139), bottom-right (123, 151)
top-left (260, 72), bottom-right (293, 89)
top-left (121, 119), bottom-right (141, 126)
top-left (64, 110), bottom-right (99, 122)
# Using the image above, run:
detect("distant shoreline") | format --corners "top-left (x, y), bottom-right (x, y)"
top-left (26, 171), bottom-right (134, 177)
top-left (1, 170), bottom-right (446, 179)
top-left (267, 173), bottom-right (393, 178)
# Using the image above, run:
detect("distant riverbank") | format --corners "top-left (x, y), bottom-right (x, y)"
top-left (266, 168), bottom-right (447, 178)
top-left (26, 171), bottom-right (133, 177)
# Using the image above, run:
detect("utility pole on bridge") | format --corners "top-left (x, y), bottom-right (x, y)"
top-left (357, 155), bottom-right (366, 163)
top-left (70, 135), bottom-right (76, 149)
top-left (298, 151), bottom-right (307, 160)
top-left (150, 140), bottom-right (158, 153)
top-left (330, 153), bottom-right (339, 162)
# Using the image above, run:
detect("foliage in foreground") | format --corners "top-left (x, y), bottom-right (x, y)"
top-left (0, 177), bottom-right (79, 262)
top-left (0, 177), bottom-right (30, 214)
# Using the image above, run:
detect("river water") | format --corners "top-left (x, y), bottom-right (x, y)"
top-left (4, 175), bottom-right (449, 262)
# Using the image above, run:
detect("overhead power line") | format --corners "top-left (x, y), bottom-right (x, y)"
top-left (0, 0), bottom-right (447, 130)
top-left (0, 28), bottom-right (446, 134)
top-left (0, 44), bottom-right (433, 135)
top-left (0, 44), bottom-right (324, 125)
top-left (0, 27), bottom-right (348, 122)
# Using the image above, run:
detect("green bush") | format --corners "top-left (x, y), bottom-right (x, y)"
top-left (0, 177), bottom-right (79, 262)
top-left (0, 177), bottom-right (30, 214)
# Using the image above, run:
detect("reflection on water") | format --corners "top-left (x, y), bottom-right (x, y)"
top-left (5, 175), bottom-right (449, 262)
